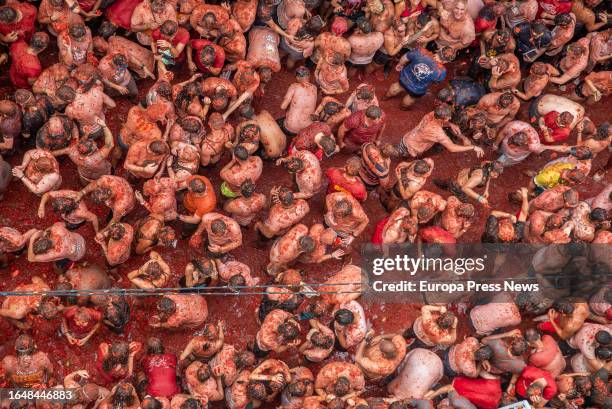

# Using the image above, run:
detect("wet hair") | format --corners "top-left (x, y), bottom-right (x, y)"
top-left (210, 219), bottom-right (227, 234)
top-left (202, 12), bottom-right (216, 25)
top-left (437, 87), bottom-right (453, 104)
top-left (235, 351), bottom-right (255, 368)
top-left (229, 274), bottom-right (246, 288)
top-left (380, 339), bottom-right (398, 359)
top-left (356, 17), bottom-right (372, 33)
top-left (311, 331), bottom-right (334, 348)
top-left (474, 345), bottom-right (493, 361)
top-left (199, 45), bottom-right (216, 65)
top-left (30, 32), bottom-right (49, 51)
top-left (531, 62), bottom-right (548, 76)
top-left (69, 24), bottom-right (87, 39)
top-left (595, 122), bottom-right (610, 140)
top-left (509, 131), bottom-right (528, 146)
top-left (286, 157), bottom-right (305, 173)
top-left (570, 146), bottom-right (592, 160)
top-left (157, 81), bottom-right (172, 99)
top-left (0, 6), bottom-right (17, 23)
top-left (417, 11), bottom-right (430, 27)
top-left (595, 347), bottom-right (610, 360)
top-left (434, 104), bottom-right (452, 120)
top-left (141, 397), bottom-right (163, 409)
top-left (104, 296), bottom-right (130, 330)
top-left (112, 53), bottom-right (128, 68)
top-left (319, 136), bottom-right (337, 156)
top-left (559, 111), bottom-right (574, 126)
top-left (149, 140), bottom-right (169, 155)
top-left (299, 236), bottom-right (315, 253)
top-left (333, 199), bottom-right (352, 217)
top-left (510, 337), bottom-right (528, 356)
top-left (33, 237), bottom-right (53, 254)
top-left (498, 92), bottom-right (514, 108)
top-left (356, 85), bottom-right (373, 100)
top-left (457, 203), bottom-right (475, 218)
top-left (234, 145), bottom-right (249, 161)
top-left (146, 261), bottom-right (163, 279)
top-left (240, 179), bottom-right (256, 197)
top-left (333, 376), bottom-right (351, 397)
top-left (553, 299), bottom-right (574, 314)
top-left (160, 20), bottom-right (178, 36)
top-left (91, 187), bottom-right (112, 205)
top-left (323, 101), bottom-right (340, 116)
top-left (365, 106), bottom-right (382, 120)
top-left (554, 13), bottom-right (573, 26)
top-left (278, 320), bottom-right (300, 340)
top-left (531, 22), bottom-right (547, 35)
top-left (287, 380), bottom-right (308, 397)
top-left (181, 117), bottom-right (201, 134)
top-left (413, 159), bottom-right (431, 175)
top-left (278, 188), bottom-right (294, 206)
top-left (52, 197), bottom-right (78, 215)
top-left (180, 398), bottom-right (203, 409)
top-left (334, 308), bottom-right (354, 325)
top-left (57, 85), bottom-right (76, 102)
top-left (98, 20), bottom-right (117, 39)
top-left (15, 334), bottom-right (35, 355)
top-left (77, 139), bottom-right (97, 156)
top-left (112, 383), bottom-right (134, 407)
top-left (247, 381), bottom-right (267, 400)
top-left (196, 363), bottom-right (212, 382)
top-left (295, 66), bottom-right (310, 78)
top-left (157, 296), bottom-right (176, 314)
top-left (589, 208), bottom-right (607, 222)
top-left (239, 104), bottom-right (254, 119)
top-left (147, 337), bottom-right (164, 354)
top-left (525, 329), bottom-right (541, 344)
top-left (595, 330), bottom-right (611, 345)
top-left (189, 178), bottom-right (206, 193)
top-left (437, 311), bottom-right (455, 329)
top-left (562, 188), bottom-right (579, 205)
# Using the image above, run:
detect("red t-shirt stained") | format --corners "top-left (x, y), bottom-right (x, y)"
top-left (537, 0), bottom-right (572, 18)
top-left (516, 365), bottom-right (558, 400)
top-left (0, 2), bottom-right (37, 42)
top-left (152, 27), bottom-right (190, 62)
top-left (63, 306), bottom-right (102, 337)
top-left (342, 110), bottom-right (385, 146)
top-left (190, 39), bottom-right (225, 74)
top-left (539, 111), bottom-right (570, 144)
top-left (142, 354), bottom-right (180, 398)
top-left (9, 40), bottom-right (41, 89)
top-left (105, 0), bottom-right (144, 29)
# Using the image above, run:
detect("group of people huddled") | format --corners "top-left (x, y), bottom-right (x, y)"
top-left (0, 0), bottom-right (610, 406)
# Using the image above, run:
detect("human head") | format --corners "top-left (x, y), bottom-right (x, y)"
top-left (147, 337), bottom-right (164, 355)
top-left (259, 67), bottom-right (273, 83)
top-left (331, 16), bottom-right (349, 36)
top-left (278, 320), bottom-right (300, 341)
top-left (278, 187), bottom-right (294, 206)
top-left (233, 145), bottom-right (249, 161)
top-left (246, 382), bottom-right (267, 401)
top-left (558, 111), bottom-right (574, 127)
top-left (33, 236), bottom-right (53, 255)
top-left (434, 104), bottom-right (452, 121)
top-left (333, 199), bottom-right (353, 218)
top-left (57, 85), bottom-right (76, 103)
top-left (98, 20), bottom-right (117, 39)
top-left (210, 219), bottom-right (227, 235)
top-left (295, 66), bottom-right (310, 81)
top-left (509, 131), bottom-right (528, 147)
top-left (69, 23), bottom-right (87, 40)
top-left (437, 311), bottom-right (455, 329)
top-left (157, 296), bottom-right (176, 317)
top-left (498, 92), bottom-right (514, 108)
top-left (30, 32), bottom-right (49, 53)
top-left (319, 135), bottom-right (337, 157)
top-left (334, 308), bottom-right (354, 325)
top-left (346, 156), bottom-right (362, 176)
top-left (200, 12), bottom-right (216, 28)
top-left (333, 376), bottom-right (351, 397)
top-left (112, 383), bottom-right (134, 407)
top-left (452, 1), bottom-right (467, 19)
top-left (240, 179), bottom-right (256, 197)
top-left (235, 351), bottom-right (256, 368)
top-left (530, 62), bottom-right (548, 76)
top-left (189, 178), bottom-right (207, 194)
top-left (356, 18), bottom-right (372, 34)
top-left (199, 45), bottom-right (216, 67)
top-left (51, 196), bottom-right (78, 216)
top-left (311, 331), bottom-right (334, 348)
top-left (365, 106), bottom-right (382, 121)
top-left (474, 345), bottom-right (493, 361)
top-left (0, 6), bottom-right (17, 24)
top-left (437, 87), bottom-right (454, 104)
top-left (151, 0), bottom-right (166, 13)
top-left (554, 13), bottom-right (573, 27)
top-left (180, 398), bottom-right (203, 409)
top-left (285, 157), bottom-right (305, 173)
top-left (160, 20), bottom-right (178, 37)
top-left (209, 112), bottom-right (225, 130)
top-left (15, 334), bottom-right (35, 356)
top-left (149, 140), bottom-right (169, 155)
top-left (379, 339), bottom-right (398, 359)
top-left (553, 299), bottom-right (574, 314)
top-left (299, 236), bottom-right (315, 253)
top-left (196, 363), bottom-right (212, 382)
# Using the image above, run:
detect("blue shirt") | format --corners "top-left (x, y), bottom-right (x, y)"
top-left (399, 49), bottom-right (446, 96)
top-left (450, 79), bottom-right (486, 108)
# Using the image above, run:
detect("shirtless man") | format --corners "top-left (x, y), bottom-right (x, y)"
top-left (95, 222), bottom-right (134, 267)
top-left (254, 309), bottom-right (301, 355)
top-left (372, 205), bottom-right (418, 244)
top-left (185, 361), bottom-right (224, 403)
top-left (96, 341), bottom-right (141, 382)
top-left (200, 112), bottom-right (234, 166)
top-left (485, 54), bottom-right (521, 92)
top-left (124, 139), bottom-right (169, 179)
top-left (27, 222), bottom-right (87, 267)
top-left (180, 321), bottom-right (225, 362)
top-left (12, 148), bottom-right (62, 195)
top-left (470, 294), bottom-right (522, 336)
top-left (220, 145), bottom-right (263, 198)
top-left (278, 150), bottom-right (322, 199)
top-left (57, 23), bottom-right (93, 68)
top-left (97, 53), bottom-right (139, 100)
top-left (333, 300), bottom-right (368, 349)
top-left (543, 298), bottom-right (590, 340)
top-left (574, 71), bottom-right (612, 104)
top-left (475, 91), bottom-right (520, 129)
top-left (267, 224), bottom-right (316, 275)
top-left (75, 175), bottom-right (132, 230)
top-left (1, 334), bottom-right (54, 388)
top-left (312, 16), bottom-right (351, 66)
top-left (136, 177), bottom-right (178, 222)
top-left (437, 0), bottom-right (475, 51)
top-left (94, 35), bottom-right (156, 80)
top-left (550, 39), bottom-right (590, 85)
top-left (512, 62), bottom-right (558, 101)
top-left (0, 276), bottom-right (51, 329)
top-left (52, 117), bottom-right (114, 184)
top-left (324, 191), bottom-right (369, 238)
top-left (210, 345), bottom-right (256, 387)
top-left (150, 294), bottom-right (208, 329)
top-left (0, 227), bottom-right (37, 265)
top-left (347, 18), bottom-right (384, 77)
top-left (496, 121), bottom-right (568, 167)
top-left (388, 348), bottom-right (443, 399)
top-left (255, 187), bottom-right (310, 239)
top-left (390, 104), bottom-right (485, 158)
top-left (409, 304), bottom-right (457, 348)
top-left (38, 189), bottom-right (99, 232)
top-left (356, 332), bottom-right (406, 380)
top-left (546, 13), bottom-right (576, 56)
top-left (189, 212), bottom-right (242, 254)
top-left (315, 362), bottom-right (365, 402)
top-left (439, 196), bottom-right (474, 239)
top-left (130, 0), bottom-right (176, 46)
top-left (0, 100), bottom-right (21, 152)
top-left (223, 180), bottom-right (267, 226)
top-left (280, 67), bottom-right (317, 135)
top-left (315, 51), bottom-right (350, 95)
top-left (127, 251), bottom-right (171, 289)
top-left (133, 214), bottom-right (177, 255)
top-left (30, 64), bottom-right (69, 110)
top-left (300, 320), bottom-right (336, 362)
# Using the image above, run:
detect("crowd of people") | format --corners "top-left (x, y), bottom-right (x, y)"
top-left (0, 0), bottom-right (610, 406)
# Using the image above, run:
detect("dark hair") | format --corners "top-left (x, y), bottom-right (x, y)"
top-left (286, 157), bottom-right (304, 173)
top-left (240, 179), bottom-right (256, 197)
top-left (333, 199), bottom-right (352, 217)
top-left (595, 330), bottom-right (611, 345)
top-left (333, 376), bottom-right (351, 397)
top-left (474, 345), bottom-right (493, 361)
top-left (356, 17), bottom-right (372, 33)
top-left (532, 22), bottom-right (547, 35)
top-left (319, 136), bottom-right (337, 156)
top-left (365, 106), bottom-right (382, 120)
top-left (196, 364), bottom-right (212, 382)
top-left (553, 299), bottom-right (574, 314)
top-left (413, 160), bottom-right (431, 174)
top-left (51, 197), bottom-right (78, 215)
top-left (157, 296), bottom-right (176, 314)
top-left (210, 219), bottom-right (227, 234)
top-left (334, 308), bottom-right (354, 325)
top-left (278, 188), bottom-right (294, 206)
top-left (299, 236), bottom-right (315, 253)
top-left (147, 337), bottom-right (164, 354)
top-left (554, 13), bottom-right (573, 26)
top-left (98, 20), bottom-right (117, 39)
top-left (498, 92), bottom-right (514, 108)
top-left (296, 66), bottom-right (310, 78)
top-left (595, 122), bottom-right (610, 140)
top-left (434, 104), bottom-right (452, 119)
top-left (247, 382), bottom-right (267, 400)
top-left (189, 178), bottom-right (206, 193)
top-left (33, 237), bottom-right (53, 254)
top-left (525, 328), bottom-right (541, 343)
top-left (149, 140), bottom-right (169, 155)
top-left (180, 398), bottom-right (203, 409)
top-left (69, 24), bottom-right (87, 39)
top-left (437, 87), bottom-right (453, 103)
top-left (510, 337), bottom-right (528, 356)
top-left (234, 145), bottom-right (249, 161)
top-left (590, 208), bottom-right (607, 222)
top-left (437, 311), bottom-right (455, 329)
top-left (0, 6), bottom-right (17, 23)
top-left (509, 131), bottom-right (528, 147)
top-left (30, 32), bottom-right (49, 51)
top-left (181, 117), bottom-right (202, 134)
top-left (112, 53), bottom-right (128, 68)
top-left (57, 85), bottom-right (76, 102)
top-left (311, 331), bottom-right (334, 348)
top-left (278, 320), bottom-right (300, 340)
top-left (160, 20), bottom-right (178, 36)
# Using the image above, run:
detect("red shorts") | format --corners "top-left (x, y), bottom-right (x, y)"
top-left (371, 216), bottom-right (390, 245)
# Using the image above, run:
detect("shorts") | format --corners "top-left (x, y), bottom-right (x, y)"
top-left (252, 340), bottom-right (270, 358)
top-left (279, 37), bottom-right (304, 60)
top-left (346, 60), bottom-right (370, 69)
top-left (54, 258), bottom-right (72, 272)
top-left (373, 50), bottom-right (392, 66)
top-left (65, 220), bottom-right (85, 231)
top-left (220, 181), bottom-right (240, 198)
top-left (528, 95), bottom-right (543, 123)
top-left (336, 10), bottom-right (365, 22)
top-left (276, 117), bottom-right (296, 137)
top-left (117, 133), bottom-right (129, 151)
top-left (574, 81), bottom-right (587, 99)
top-left (443, 348), bottom-right (458, 377)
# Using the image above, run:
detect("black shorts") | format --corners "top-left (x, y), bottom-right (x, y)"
top-left (65, 220), bottom-right (85, 231)
top-left (346, 60), bottom-right (370, 69)
top-left (336, 10), bottom-right (365, 22)
top-left (443, 348), bottom-right (458, 377)
top-left (373, 50), bottom-right (391, 66)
